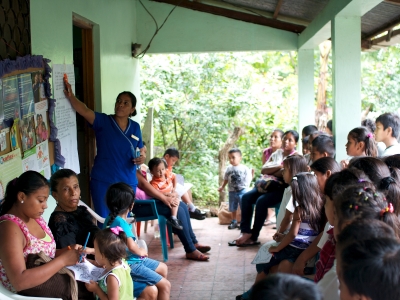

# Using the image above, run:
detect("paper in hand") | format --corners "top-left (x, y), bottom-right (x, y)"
top-left (66, 259), bottom-right (104, 283)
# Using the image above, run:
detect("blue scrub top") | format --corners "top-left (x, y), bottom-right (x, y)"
top-left (90, 112), bottom-right (143, 187)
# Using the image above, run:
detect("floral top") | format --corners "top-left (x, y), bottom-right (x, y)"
top-left (0, 214), bottom-right (56, 293)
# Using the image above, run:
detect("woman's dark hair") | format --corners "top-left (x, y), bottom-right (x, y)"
top-left (1, 171), bottom-right (49, 216)
top-left (382, 154), bottom-right (400, 181)
top-left (148, 157), bottom-right (164, 173)
top-left (250, 273), bottom-right (322, 300)
top-left (349, 157), bottom-right (400, 215)
top-left (116, 91), bottom-right (137, 117)
top-left (105, 183), bottom-right (135, 227)
top-left (283, 130), bottom-right (299, 143)
top-left (290, 172), bottom-right (325, 232)
top-left (272, 129), bottom-right (284, 138)
top-left (339, 237), bottom-right (400, 300)
top-left (95, 228), bottom-right (127, 266)
top-left (310, 157), bottom-right (341, 175)
top-left (324, 167), bottom-right (371, 200)
top-left (348, 126), bottom-right (377, 157)
top-left (282, 155), bottom-right (309, 179)
top-left (50, 169), bottom-right (77, 192)
top-left (333, 185), bottom-right (400, 238)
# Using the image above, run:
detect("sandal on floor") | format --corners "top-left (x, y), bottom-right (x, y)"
top-left (228, 240), bottom-right (238, 246)
top-left (186, 253), bottom-right (209, 261)
top-left (236, 241), bottom-right (261, 247)
top-left (196, 244), bottom-right (211, 253)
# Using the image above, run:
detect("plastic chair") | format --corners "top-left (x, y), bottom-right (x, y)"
top-left (0, 283), bottom-right (61, 300)
top-left (134, 200), bottom-right (174, 262)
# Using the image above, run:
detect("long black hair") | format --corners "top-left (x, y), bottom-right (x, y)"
top-left (1, 171), bottom-right (49, 216)
top-left (105, 183), bottom-right (135, 226)
top-left (290, 172), bottom-right (325, 232)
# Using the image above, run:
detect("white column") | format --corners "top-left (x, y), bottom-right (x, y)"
top-left (298, 48), bottom-right (315, 149)
top-left (332, 16), bottom-right (361, 161)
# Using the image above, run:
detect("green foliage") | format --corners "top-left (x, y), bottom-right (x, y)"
top-left (140, 52), bottom-right (298, 206)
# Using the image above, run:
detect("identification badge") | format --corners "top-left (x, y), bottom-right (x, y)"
top-left (131, 134), bottom-right (139, 141)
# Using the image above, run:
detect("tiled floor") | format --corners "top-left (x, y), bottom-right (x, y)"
top-left (138, 217), bottom-right (276, 300)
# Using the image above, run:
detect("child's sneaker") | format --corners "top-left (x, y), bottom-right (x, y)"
top-left (228, 220), bottom-right (238, 230)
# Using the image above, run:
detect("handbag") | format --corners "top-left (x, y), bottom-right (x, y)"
top-left (254, 174), bottom-right (287, 193)
top-left (18, 251), bottom-right (78, 300)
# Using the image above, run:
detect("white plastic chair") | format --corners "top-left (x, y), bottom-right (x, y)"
top-left (0, 283), bottom-right (61, 300)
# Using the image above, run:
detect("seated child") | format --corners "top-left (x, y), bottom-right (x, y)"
top-left (163, 148), bottom-right (206, 220)
top-left (311, 135), bottom-right (335, 163)
top-left (218, 148), bottom-right (252, 230)
top-left (375, 112), bottom-right (400, 156)
top-left (104, 183), bottom-right (171, 299)
top-left (338, 237), bottom-right (400, 300)
top-left (250, 273), bottom-right (322, 300)
top-left (85, 228), bottom-right (133, 300)
top-left (238, 171), bottom-right (325, 300)
top-left (341, 126), bottom-right (377, 168)
top-left (148, 157), bottom-right (183, 230)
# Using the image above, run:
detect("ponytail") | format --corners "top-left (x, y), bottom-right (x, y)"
top-left (105, 183), bottom-right (135, 227)
top-left (379, 203), bottom-right (400, 240)
top-left (348, 127), bottom-right (377, 157)
top-left (1, 171), bottom-right (49, 216)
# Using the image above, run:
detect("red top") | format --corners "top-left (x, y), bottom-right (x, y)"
top-left (314, 228), bottom-right (336, 283)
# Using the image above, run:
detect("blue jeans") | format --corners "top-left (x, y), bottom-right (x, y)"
top-left (133, 201), bottom-right (198, 253)
top-left (229, 189), bottom-right (246, 212)
top-left (240, 188), bottom-right (284, 241)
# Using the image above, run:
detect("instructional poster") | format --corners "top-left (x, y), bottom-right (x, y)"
top-left (22, 140), bottom-right (51, 179)
top-left (0, 148), bottom-right (23, 202)
top-left (31, 70), bottom-right (48, 108)
top-left (53, 64), bottom-right (80, 174)
top-left (2, 76), bottom-right (20, 120)
top-left (18, 73), bottom-right (35, 118)
top-left (34, 101), bottom-right (49, 143)
top-left (0, 79), bottom-right (4, 122)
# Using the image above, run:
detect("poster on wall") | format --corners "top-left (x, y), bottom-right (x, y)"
top-left (22, 140), bottom-right (50, 179)
top-left (0, 79), bottom-right (4, 122)
top-left (2, 76), bottom-right (20, 121)
top-left (34, 101), bottom-right (49, 143)
top-left (31, 70), bottom-right (48, 108)
top-left (19, 115), bottom-right (37, 153)
top-left (18, 73), bottom-right (35, 118)
top-left (53, 64), bottom-right (80, 174)
top-left (0, 148), bottom-right (23, 202)
top-left (10, 120), bottom-right (20, 151)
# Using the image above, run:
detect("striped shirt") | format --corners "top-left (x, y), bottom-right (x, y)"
top-left (290, 221), bottom-right (319, 249)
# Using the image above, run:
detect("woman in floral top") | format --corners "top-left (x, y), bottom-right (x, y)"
top-left (0, 171), bottom-right (80, 293)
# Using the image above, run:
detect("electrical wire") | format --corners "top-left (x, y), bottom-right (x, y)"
top-left (135, 0), bottom-right (184, 59)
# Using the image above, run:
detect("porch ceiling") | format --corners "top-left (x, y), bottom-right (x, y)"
top-left (151, 0), bottom-right (400, 50)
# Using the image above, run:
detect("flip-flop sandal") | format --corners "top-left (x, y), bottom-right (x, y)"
top-left (186, 253), bottom-right (209, 261)
top-left (263, 220), bottom-right (276, 226)
top-left (236, 241), bottom-right (261, 247)
top-left (228, 240), bottom-right (238, 246)
top-left (196, 245), bottom-right (211, 253)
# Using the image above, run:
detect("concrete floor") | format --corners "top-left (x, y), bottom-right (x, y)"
top-left (137, 216), bottom-right (276, 300)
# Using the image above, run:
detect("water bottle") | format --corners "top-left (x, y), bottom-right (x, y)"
top-left (135, 147), bottom-right (141, 170)
top-left (154, 222), bottom-right (160, 239)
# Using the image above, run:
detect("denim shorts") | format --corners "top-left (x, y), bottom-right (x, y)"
top-left (229, 189), bottom-right (246, 212)
top-left (256, 245), bottom-right (304, 274)
top-left (130, 257), bottom-right (162, 297)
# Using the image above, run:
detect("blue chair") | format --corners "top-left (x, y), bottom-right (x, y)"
top-left (134, 199), bottom-right (174, 262)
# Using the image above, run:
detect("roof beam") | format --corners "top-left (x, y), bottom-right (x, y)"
top-left (151, 0), bottom-right (305, 33)
top-left (298, 0), bottom-right (382, 49)
top-left (273, 0), bottom-right (284, 19)
top-left (385, 0), bottom-right (400, 5)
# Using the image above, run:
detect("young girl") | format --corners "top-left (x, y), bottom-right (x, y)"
top-left (85, 228), bottom-right (133, 300)
top-left (148, 157), bottom-right (182, 230)
top-left (239, 172), bottom-right (325, 300)
top-left (104, 183), bottom-right (171, 300)
top-left (341, 127), bottom-right (377, 168)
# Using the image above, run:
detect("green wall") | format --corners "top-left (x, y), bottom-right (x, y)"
top-left (136, 0), bottom-right (298, 53)
top-left (30, 0), bottom-right (143, 120)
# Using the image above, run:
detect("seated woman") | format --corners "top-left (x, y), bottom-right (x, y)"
top-left (234, 130), bottom-right (299, 246)
top-left (0, 171), bottom-right (80, 295)
top-left (49, 169), bottom-right (99, 249)
top-left (134, 169), bottom-right (211, 261)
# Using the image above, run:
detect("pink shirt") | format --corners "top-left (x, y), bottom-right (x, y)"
top-left (0, 215), bottom-right (56, 292)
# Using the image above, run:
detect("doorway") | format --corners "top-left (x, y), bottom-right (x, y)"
top-left (72, 22), bottom-right (96, 206)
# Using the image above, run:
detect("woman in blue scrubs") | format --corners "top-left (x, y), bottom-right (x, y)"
top-left (64, 83), bottom-right (144, 217)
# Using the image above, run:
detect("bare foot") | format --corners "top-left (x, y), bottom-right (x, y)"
top-left (236, 233), bottom-right (252, 245)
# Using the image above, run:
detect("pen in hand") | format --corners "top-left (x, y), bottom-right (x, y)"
top-left (79, 232), bottom-right (91, 263)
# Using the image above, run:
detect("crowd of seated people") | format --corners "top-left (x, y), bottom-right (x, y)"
top-left (0, 111), bottom-right (400, 300)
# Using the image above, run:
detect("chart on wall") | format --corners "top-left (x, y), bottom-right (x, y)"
top-left (52, 64), bottom-right (80, 174)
